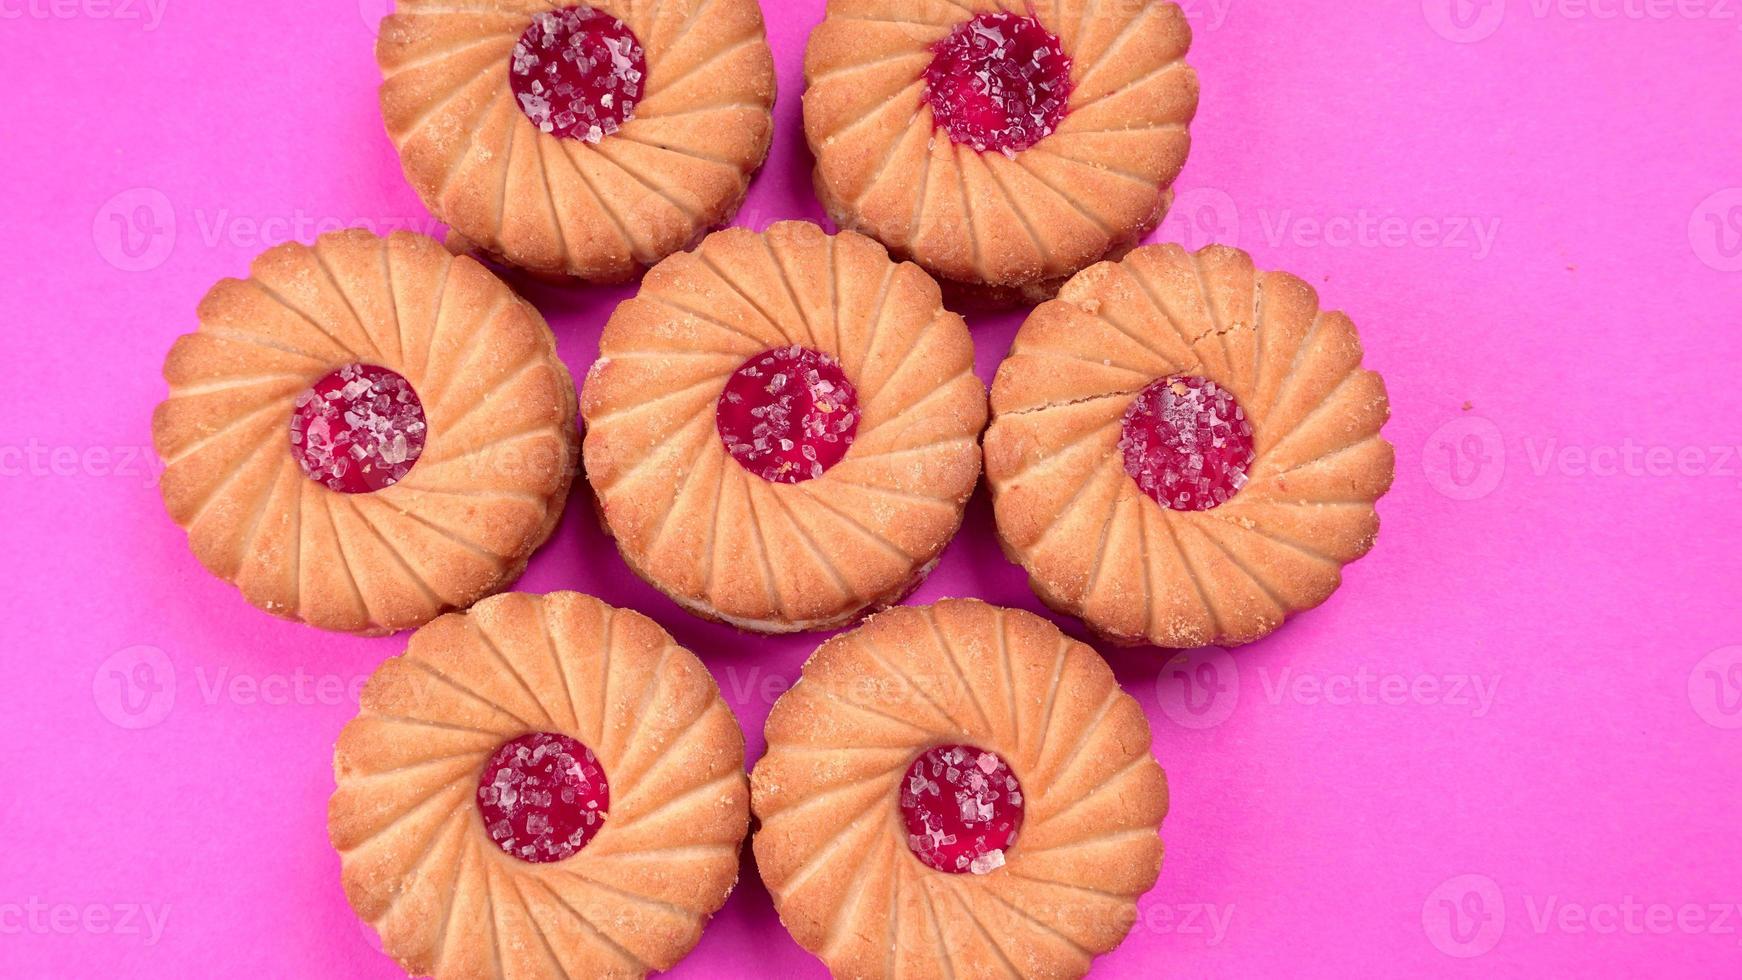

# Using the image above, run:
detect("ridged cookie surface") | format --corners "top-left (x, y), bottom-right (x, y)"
top-left (805, 0), bottom-right (1198, 301)
top-left (582, 221), bottom-right (988, 633)
top-left (329, 591), bottom-right (749, 979)
top-left (752, 599), bottom-right (1168, 978)
top-left (152, 229), bottom-right (577, 635)
top-left (986, 243), bottom-right (1395, 648)
top-left (377, 0), bottom-right (776, 280)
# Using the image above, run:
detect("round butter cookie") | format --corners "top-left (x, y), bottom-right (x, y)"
top-left (985, 243), bottom-right (1395, 648)
top-left (804, 0), bottom-right (1199, 305)
top-left (752, 598), bottom-right (1168, 978)
top-left (329, 591), bottom-right (749, 979)
top-left (582, 221), bottom-right (988, 633)
top-left (152, 229), bottom-right (577, 635)
top-left (376, 0), bottom-right (776, 281)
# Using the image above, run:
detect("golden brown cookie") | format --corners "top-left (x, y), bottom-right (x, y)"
top-left (376, 0), bottom-right (777, 282)
top-left (329, 591), bottom-right (750, 979)
top-left (985, 243), bottom-right (1395, 649)
top-left (582, 221), bottom-right (988, 633)
top-left (804, 0), bottom-right (1199, 306)
top-left (752, 598), bottom-right (1168, 978)
top-left (152, 229), bottom-right (577, 635)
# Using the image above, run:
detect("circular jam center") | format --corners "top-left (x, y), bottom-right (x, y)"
top-left (289, 364), bottom-right (427, 494)
top-left (716, 346), bottom-right (861, 484)
top-left (899, 744), bottom-right (1024, 875)
top-left (924, 13), bottom-right (1073, 154)
top-left (509, 5), bottom-right (647, 143)
top-left (1120, 376), bottom-right (1255, 512)
top-left (476, 732), bottom-right (609, 864)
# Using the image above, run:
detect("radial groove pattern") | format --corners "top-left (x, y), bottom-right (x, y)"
top-left (803, 0), bottom-right (1198, 304)
top-left (984, 243), bottom-right (1396, 649)
top-left (582, 221), bottom-right (988, 633)
top-left (376, 0), bottom-right (777, 281)
top-left (752, 599), bottom-right (1167, 980)
top-left (152, 230), bottom-right (579, 635)
top-left (330, 591), bottom-right (750, 980)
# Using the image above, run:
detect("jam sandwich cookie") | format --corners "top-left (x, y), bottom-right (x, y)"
top-left (329, 591), bottom-right (750, 978)
top-left (804, 0), bottom-right (1199, 306)
top-left (984, 243), bottom-right (1395, 648)
top-left (581, 221), bottom-right (988, 633)
top-left (153, 229), bottom-right (577, 635)
top-left (751, 598), bottom-right (1169, 978)
top-left (376, 0), bottom-right (777, 281)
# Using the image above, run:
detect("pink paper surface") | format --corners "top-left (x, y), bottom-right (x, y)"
top-left (4, 1), bottom-right (1740, 976)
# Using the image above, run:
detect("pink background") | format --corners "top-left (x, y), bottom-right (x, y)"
top-left (5, 0), bottom-right (1741, 975)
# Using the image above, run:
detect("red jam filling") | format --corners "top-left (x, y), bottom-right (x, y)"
top-left (289, 364), bottom-right (427, 494)
top-left (1120, 376), bottom-right (1255, 512)
top-left (924, 13), bottom-right (1073, 154)
top-left (899, 744), bottom-right (1024, 875)
top-left (716, 346), bottom-right (860, 484)
top-left (509, 5), bottom-right (647, 143)
top-left (476, 732), bottom-right (609, 864)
